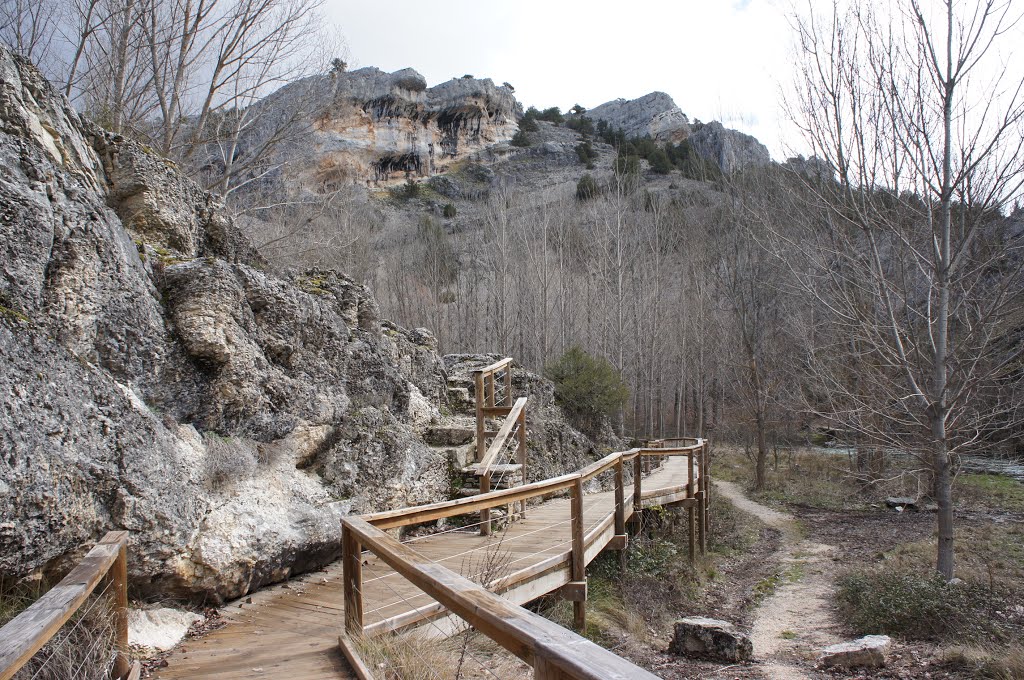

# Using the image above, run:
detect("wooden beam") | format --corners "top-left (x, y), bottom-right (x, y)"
top-left (477, 397), bottom-right (528, 476)
top-left (342, 517), bottom-right (659, 680)
top-left (125, 660), bottom-right (142, 680)
top-left (0, 531), bottom-right (127, 680)
top-left (633, 455), bottom-right (642, 513)
top-left (475, 357), bottom-right (514, 375)
top-left (480, 474), bottom-right (491, 536)
top-left (338, 634), bottom-right (376, 680)
top-left (110, 539), bottom-right (130, 678)
top-left (606, 535), bottom-right (628, 551)
top-left (481, 406), bottom-right (514, 416)
top-left (570, 478), bottom-right (585, 631)
top-left (517, 407), bottom-right (528, 519)
top-left (697, 490), bottom-right (707, 555)
top-left (342, 523), bottom-right (363, 634)
top-left (613, 459), bottom-right (625, 537)
top-left (364, 473), bottom-right (578, 529)
top-left (559, 582), bottom-right (587, 602)
top-left (504, 361), bottom-right (513, 407)
top-left (475, 372), bottom-right (485, 462)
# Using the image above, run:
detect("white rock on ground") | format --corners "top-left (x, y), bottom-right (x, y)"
top-left (128, 608), bottom-right (204, 650)
top-left (818, 634), bottom-right (891, 669)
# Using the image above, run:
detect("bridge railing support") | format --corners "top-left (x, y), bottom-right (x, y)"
top-left (0, 531), bottom-right (134, 680)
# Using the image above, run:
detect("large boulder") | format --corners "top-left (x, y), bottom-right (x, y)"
top-left (670, 617), bottom-right (753, 662)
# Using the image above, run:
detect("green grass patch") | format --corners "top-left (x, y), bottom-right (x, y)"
top-left (956, 473), bottom-right (1024, 513)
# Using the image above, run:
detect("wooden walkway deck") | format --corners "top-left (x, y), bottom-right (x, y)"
top-left (155, 457), bottom-right (699, 679)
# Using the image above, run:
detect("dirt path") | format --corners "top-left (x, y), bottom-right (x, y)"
top-left (714, 481), bottom-right (842, 680)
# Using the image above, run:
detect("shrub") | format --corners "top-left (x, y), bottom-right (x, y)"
top-left (204, 434), bottom-right (258, 490)
top-left (575, 140), bottom-right (598, 165)
top-left (648, 148), bottom-right (673, 174)
top-left (442, 203), bottom-right (457, 218)
top-left (575, 174), bottom-right (599, 201)
top-left (566, 115), bottom-right (595, 136)
top-left (518, 114), bottom-right (539, 132)
top-left (389, 178), bottom-right (421, 201)
top-left (537, 106), bottom-right (564, 124)
top-left (545, 346), bottom-right (628, 432)
top-left (510, 130), bottom-right (530, 147)
top-left (836, 567), bottom-right (990, 641)
top-left (613, 154), bottom-right (640, 177)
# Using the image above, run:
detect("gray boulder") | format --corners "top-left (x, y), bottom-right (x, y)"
top-left (818, 635), bottom-right (891, 669)
top-left (670, 617), bottom-right (753, 662)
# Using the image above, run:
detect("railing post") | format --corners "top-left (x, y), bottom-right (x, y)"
top-left (517, 407), bottom-right (527, 519)
top-left (474, 372), bottom-right (485, 462)
top-left (342, 522), bottom-right (363, 635)
top-left (633, 454), bottom-right (642, 513)
top-left (700, 440), bottom-right (710, 553)
top-left (486, 371), bottom-right (495, 408)
top-left (480, 473), bottom-right (491, 536)
top-left (570, 476), bottom-right (586, 631)
top-left (504, 364), bottom-right (513, 407)
top-left (614, 459), bottom-right (625, 537)
top-left (111, 536), bottom-right (130, 679)
top-left (614, 458), bottom-right (627, 572)
top-left (687, 448), bottom-right (696, 563)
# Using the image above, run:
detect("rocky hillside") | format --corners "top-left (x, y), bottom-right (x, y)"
top-left (0, 47), bottom-right (599, 602)
top-left (247, 67), bottom-right (521, 189)
top-left (586, 92), bottom-right (771, 173)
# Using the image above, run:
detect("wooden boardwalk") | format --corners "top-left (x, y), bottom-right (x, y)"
top-left (155, 456), bottom-right (698, 679)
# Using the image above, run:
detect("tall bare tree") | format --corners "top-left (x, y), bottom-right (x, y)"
top-left (787, 0), bottom-right (1024, 578)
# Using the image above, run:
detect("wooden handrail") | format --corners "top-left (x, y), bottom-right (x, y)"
top-left (363, 441), bottom-right (706, 530)
top-left (0, 531), bottom-right (131, 680)
top-left (364, 473), bottom-right (580, 530)
top-left (342, 516), bottom-right (660, 680)
top-left (474, 357), bottom-right (514, 375)
top-left (476, 397), bottom-right (528, 476)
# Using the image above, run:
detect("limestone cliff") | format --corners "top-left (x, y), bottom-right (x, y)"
top-left (0, 48), bottom-right (594, 602)
top-left (587, 92), bottom-right (771, 172)
top-left (247, 67), bottom-right (521, 189)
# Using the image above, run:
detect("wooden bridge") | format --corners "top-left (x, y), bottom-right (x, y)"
top-left (0, 358), bottom-right (710, 680)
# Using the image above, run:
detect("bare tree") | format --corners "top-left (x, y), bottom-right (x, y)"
top-left (786, 0), bottom-right (1024, 578)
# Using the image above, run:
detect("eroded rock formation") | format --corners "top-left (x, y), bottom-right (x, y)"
top-left (0, 48), bottom-right (592, 601)
top-left (250, 68), bottom-right (521, 188)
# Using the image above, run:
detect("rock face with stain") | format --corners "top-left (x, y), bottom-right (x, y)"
top-left (248, 68), bottom-right (521, 188)
top-left (0, 47), bottom-right (592, 602)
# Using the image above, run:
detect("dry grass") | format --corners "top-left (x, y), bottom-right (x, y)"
top-left (1, 578), bottom-right (118, 680)
top-left (203, 433), bottom-right (258, 490)
top-left (938, 644), bottom-right (1024, 680)
top-left (353, 630), bottom-right (530, 679)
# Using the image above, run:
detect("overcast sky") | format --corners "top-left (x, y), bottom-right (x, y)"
top-left (324, 0), bottom-right (795, 159)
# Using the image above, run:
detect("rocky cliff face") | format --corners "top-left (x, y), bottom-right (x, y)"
top-left (587, 92), bottom-right (771, 173)
top-left (687, 121), bottom-right (771, 175)
top-left (587, 92), bottom-right (692, 142)
top-left (250, 67), bottom-right (521, 189)
top-left (0, 48), bottom-right (594, 601)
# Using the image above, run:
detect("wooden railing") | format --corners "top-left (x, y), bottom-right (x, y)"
top-left (0, 531), bottom-right (137, 680)
top-left (341, 440), bottom-right (710, 679)
top-left (472, 358), bottom-right (528, 536)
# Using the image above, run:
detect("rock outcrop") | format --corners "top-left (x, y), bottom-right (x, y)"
top-left (246, 68), bottom-right (521, 188)
top-left (586, 92), bottom-right (691, 142)
top-left (587, 92), bottom-right (772, 173)
top-left (0, 47), bottom-right (564, 601)
top-left (686, 121), bottom-right (771, 175)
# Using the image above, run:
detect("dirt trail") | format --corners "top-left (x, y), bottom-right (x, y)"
top-left (714, 481), bottom-right (842, 680)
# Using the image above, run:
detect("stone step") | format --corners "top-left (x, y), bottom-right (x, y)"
top-left (424, 425), bottom-right (475, 447)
